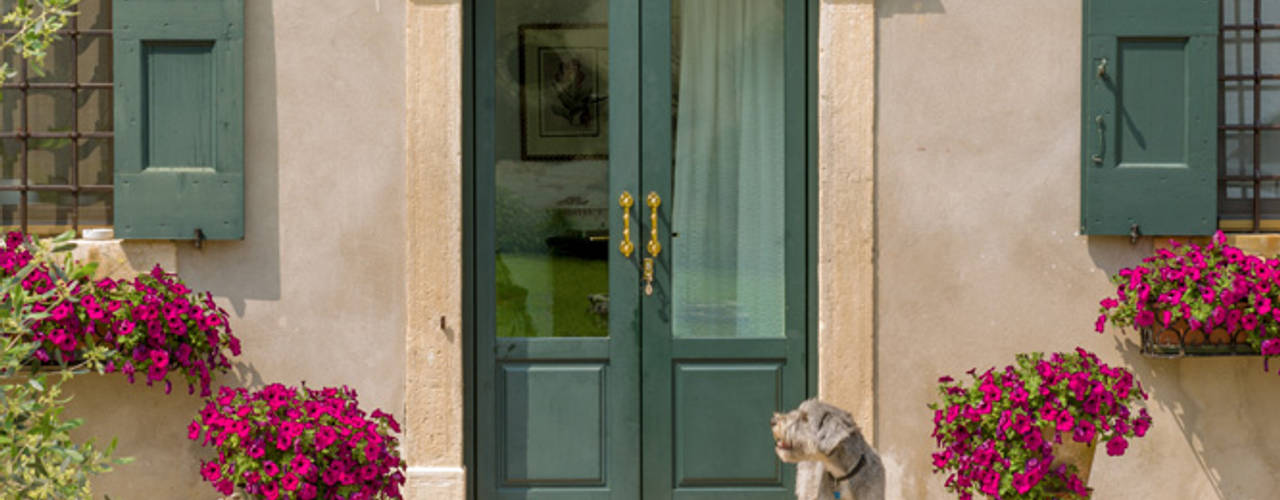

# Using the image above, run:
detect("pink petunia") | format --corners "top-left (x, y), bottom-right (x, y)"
top-left (1055, 411), bottom-right (1074, 432)
top-left (201, 461), bottom-right (221, 482)
top-left (1264, 338), bottom-right (1280, 372)
top-left (280, 473), bottom-right (300, 491)
top-left (1072, 419), bottom-right (1096, 443)
top-left (1106, 435), bottom-right (1129, 456)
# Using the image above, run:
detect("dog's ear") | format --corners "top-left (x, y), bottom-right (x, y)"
top-left (814, 405), bottom-right (856, 455)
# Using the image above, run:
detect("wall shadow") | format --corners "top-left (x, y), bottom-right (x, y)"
top-left (1085, 234), bottom-right (1154, 277)
top-left (1089, 235), bottom-right (1280, 499)
top-left (174, 0), bottom-right (283, 317)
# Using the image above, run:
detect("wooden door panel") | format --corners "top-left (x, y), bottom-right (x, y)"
top-left (673, 362), bottom-right (784, 488)
top-left (500, 363), bottom-right (608, 486)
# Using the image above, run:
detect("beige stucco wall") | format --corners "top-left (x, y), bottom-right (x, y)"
top-left (62, 1), bottom-right (410, 497)
top-left (876, 1), bottom-right (1280, 498)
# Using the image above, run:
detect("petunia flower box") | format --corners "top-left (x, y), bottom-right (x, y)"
top-left (1098, 232), bottom-right (1280, 362)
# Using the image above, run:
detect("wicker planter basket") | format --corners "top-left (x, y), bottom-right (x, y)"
top-left (1140, 320), bottom-right (1258, 358)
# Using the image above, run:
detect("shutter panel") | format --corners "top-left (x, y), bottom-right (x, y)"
top-left (1081, 0), bottom-right (1218, 235)
top-left (113, 0), bottom-right (244, 240)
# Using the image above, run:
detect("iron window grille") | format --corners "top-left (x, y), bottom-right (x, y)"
top-left (0, 0), bottom-right (112, 235)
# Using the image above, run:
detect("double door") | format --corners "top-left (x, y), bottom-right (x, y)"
top-left (474, 0), bottom-right (809, 497)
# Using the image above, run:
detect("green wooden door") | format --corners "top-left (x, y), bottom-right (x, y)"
top-left (474, 0), bottom-right (807, 497)
top-left (638, 0), bottom-right (807, 498)
top-left (475, 0), bottom-right (641, 498)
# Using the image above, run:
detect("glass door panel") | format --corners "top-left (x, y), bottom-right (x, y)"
top-left (670, 0), bottom-right (786, 339)
top-left (494, 0), bottom-right (611, 338)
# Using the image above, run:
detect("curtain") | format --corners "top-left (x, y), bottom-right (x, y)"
top-left (671, 0), bottom-right (785, 338)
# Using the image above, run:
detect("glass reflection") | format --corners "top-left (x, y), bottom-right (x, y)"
top-left (494, 0), bottom-right (609, 337)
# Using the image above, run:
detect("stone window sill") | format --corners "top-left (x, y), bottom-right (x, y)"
top-left (1153, 234), bottom-right (1280, 256)
top-left (69, 239), bottom-right (178, 280)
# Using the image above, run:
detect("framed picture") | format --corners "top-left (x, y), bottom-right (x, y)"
top-left (518, 24), bottom-right (609, 161)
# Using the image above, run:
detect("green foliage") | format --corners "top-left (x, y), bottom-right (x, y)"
top-left (0, 232), bottom-right (127, 499)
top-left (0, 0), bottom-right (79, 82)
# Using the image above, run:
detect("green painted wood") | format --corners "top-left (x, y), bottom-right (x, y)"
top-left (674, 363), bottom-right (783, 486)
top-left (806, 0), bottom-right (819, 400)
top-left (637, 0), bottom-right (675, 496)
top-left (113, 0), bottom-right (244, 240)
top-left (1081, 0), bottom-right (1217, 235)
top-left (146, 43), bottom-right (215, 167)
top-left (495, 337), bottom-right (612, 360)
top-left (640, 0), bottom-right (808, 498)
top-left (462, 0), bottom-right (477, 488)
top-left (473, 0), bottom-right (641, 498)
top-left (473, 0), bottom-right (500, 495)
top-left (473, 0), bottom-right (811, 497)
top-left (501, 363), bottom-right (607, 484)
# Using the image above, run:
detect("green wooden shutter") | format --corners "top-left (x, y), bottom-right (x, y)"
top-left (113, 0), bottom-right (244, 240)
top-left (1081, 0), bottom-right (1218, 236)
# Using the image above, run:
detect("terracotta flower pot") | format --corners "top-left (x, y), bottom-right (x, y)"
top-left (1041, 425), bottom-right (1096, 499)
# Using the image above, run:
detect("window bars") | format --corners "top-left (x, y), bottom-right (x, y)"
top-left (0, 0), bottom-right (112, 235)
top-left (1221, 0), bottom-right (1280, 232)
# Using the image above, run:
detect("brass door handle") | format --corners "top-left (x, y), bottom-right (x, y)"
top-left (644, 192), bottom-right (661, 296)
top-left (646, 192), bottom-right (662, 257)
top-left (619, 191), bottom-right (635, 258)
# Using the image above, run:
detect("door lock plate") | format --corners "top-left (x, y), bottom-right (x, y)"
top-left (643, 257), bottom-right (655, 296)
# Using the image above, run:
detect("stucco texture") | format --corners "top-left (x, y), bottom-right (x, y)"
top-left (61, 1), bottom-right (409, 497)
top-left (876, 1), bottom-right (1280, 498)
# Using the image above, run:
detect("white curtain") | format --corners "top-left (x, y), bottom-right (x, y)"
top-left (671, 0), bottom-right (785, 338)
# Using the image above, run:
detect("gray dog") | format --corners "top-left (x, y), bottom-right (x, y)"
top-left (771, 399), bottom-right (885, 500)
